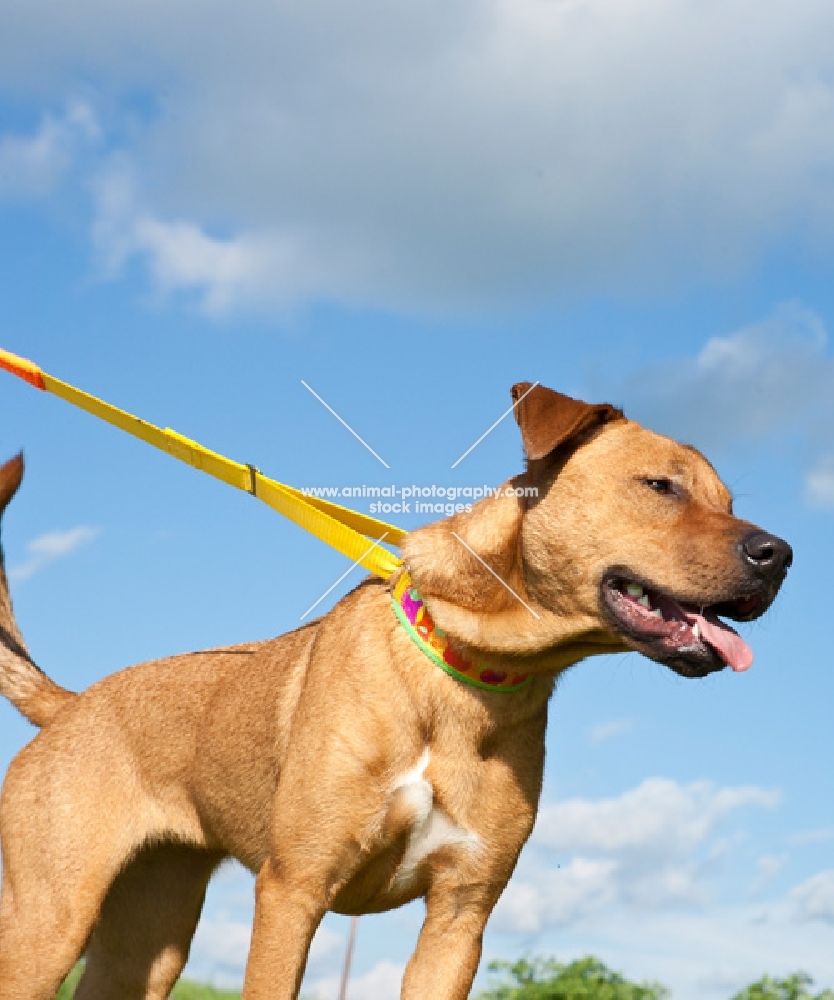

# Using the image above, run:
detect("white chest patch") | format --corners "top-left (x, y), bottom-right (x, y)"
top-left (390, 749), bottom-right (480, 888)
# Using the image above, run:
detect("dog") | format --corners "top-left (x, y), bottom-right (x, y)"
top-left (0, 383), bottom-right (791, 1000)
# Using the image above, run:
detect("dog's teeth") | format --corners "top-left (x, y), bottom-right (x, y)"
top-left (692, 622), bottom-right (700, 640)
top-left (650, 608), bottom-right (663, 618)
top-left (639, 594), bottom-right (651, 608)
top-left (625, 583), bottom-right (644, 597)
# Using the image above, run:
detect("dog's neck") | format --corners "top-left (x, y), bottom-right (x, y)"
top-left (400, 476), bottom-right (632, 675)
top-left (392, 570), bottom-right (531, 692)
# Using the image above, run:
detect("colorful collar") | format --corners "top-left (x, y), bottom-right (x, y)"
top-left (391, 570), bottom-right (531, 693)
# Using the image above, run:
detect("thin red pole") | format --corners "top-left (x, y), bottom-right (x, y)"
top-left (337, 916), bottom-right (360, 1000)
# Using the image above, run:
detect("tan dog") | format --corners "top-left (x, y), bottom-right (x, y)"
top-left (0, 385), bottom-right (791, 1000)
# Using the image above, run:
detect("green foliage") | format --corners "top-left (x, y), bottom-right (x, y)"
top-left (52, 956), bottom-right (834, 1000)
top-left (55, 965), bottom-right (241, 999)
top-left (475, 955), bottom-right (670, 1000)
top-left (729, 973), bottom-right (834, 1000)
top-left (55, 965), bottom-right (83, 999)
top-left (170, 982), bottom-right (241, 999)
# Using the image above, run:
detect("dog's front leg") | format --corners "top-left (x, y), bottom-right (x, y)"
top-left (240, 741), bottom-right (394, 999)
top-left (400, 874), bottom-right (504, 1000)
top-left (241, 857), bottom-right (329, 1000)
top-left (242, 806), bottom-right (375, 1000)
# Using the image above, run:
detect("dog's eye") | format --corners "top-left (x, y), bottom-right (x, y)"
top-left (643, 477), bottom-right (675, 495)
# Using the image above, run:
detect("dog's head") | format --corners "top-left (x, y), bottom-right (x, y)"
top-left (402, 383), bottom-right (791, 679)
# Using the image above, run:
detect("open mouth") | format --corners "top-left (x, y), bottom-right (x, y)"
top-left (601, 574), bottom-right (766, 678)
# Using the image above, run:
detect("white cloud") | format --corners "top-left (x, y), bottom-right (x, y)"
top-left (533, 778), bottom-right (779, 857)
top-left (4, 1), bottom-right (834, 310)
top-left (306, 959), bottom-right (405, 1000)
top-left (601, 304), bottom-right (834, 512)
top-left (308, 922), bottom-right (344, 966)
top-left (132, 217), bottom-right (269, 316)
top-left (748, 855), bottom-right (788, 899)
top-left (188, 917), bottom-right (252, 984)
top-left (612, 303), bottom-right (834, 452)
top-left (792, 870), bottom-right (834, 924)
top-left (91, 161), bottom-right (315, 316)
top-left (9, 525), bottom-right (100, 582)
top-left (807, 456), bottom-right (834, 509)
top-left (0, 101), bottom-right (98, 198)
top-left (492, 778), bottom-right (780, 933)
top-left (0, 119), bottom-right (68, 196)
top-left (495, 857), bottom-right (617, 932)
top-left (588, 719), bottom-right (634, 745)
top-left (789, 828), bottom-right (834, 847)
top-left (488, 902), bottom-right (834, 1000)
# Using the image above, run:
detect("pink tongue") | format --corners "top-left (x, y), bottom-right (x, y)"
top-left (684, 611), bottom-right (753, 672)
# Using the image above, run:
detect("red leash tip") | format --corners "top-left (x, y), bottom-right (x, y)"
top-left (0, 349), bottom-right (47, 391)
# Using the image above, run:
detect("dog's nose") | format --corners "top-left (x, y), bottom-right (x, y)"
top-left (740, 530), bottom-right (793, 578)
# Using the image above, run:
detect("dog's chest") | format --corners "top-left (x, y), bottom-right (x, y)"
top-left (388, 749), bottom-right (480, 890)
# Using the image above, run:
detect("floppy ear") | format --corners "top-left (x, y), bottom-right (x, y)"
top-left (511, 383), bottom-right (623, 461)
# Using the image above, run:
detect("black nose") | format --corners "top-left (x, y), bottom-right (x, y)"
top-left (740, 530), bottom-right (793, 578)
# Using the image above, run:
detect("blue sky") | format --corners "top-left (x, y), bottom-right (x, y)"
top-left (1, 2), bottom-right (833, 997)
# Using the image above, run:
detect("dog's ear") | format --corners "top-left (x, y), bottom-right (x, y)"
top-left (511, 383), bottom-right (622, 461)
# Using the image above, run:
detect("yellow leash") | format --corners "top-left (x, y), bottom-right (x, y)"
top-left (0, 347), bottom-right (405, 579)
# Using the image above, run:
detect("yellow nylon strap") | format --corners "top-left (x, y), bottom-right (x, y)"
top-left (0, 347), bottom-right (405, 579)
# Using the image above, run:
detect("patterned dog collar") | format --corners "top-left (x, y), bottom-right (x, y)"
top-left (391, 570), bottom-right (531, 692)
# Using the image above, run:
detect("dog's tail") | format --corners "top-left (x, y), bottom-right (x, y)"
top-left (0, 454), bottom-right (76, 727)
